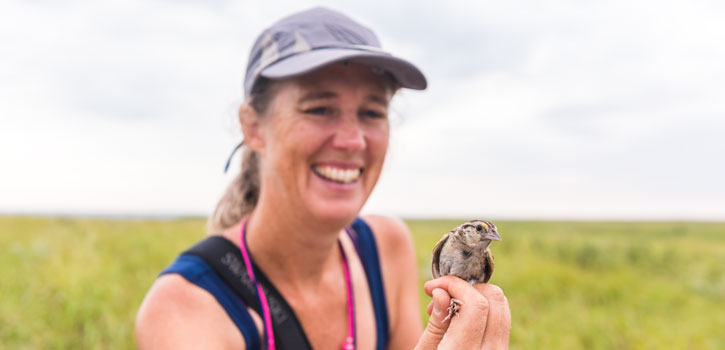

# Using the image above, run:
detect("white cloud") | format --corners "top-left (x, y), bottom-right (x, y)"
top-left (1, 0), bottom-right (723, 219)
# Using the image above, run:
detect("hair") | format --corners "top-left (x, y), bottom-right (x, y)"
top-left (207, 70), bottom-right (401, 234)
top-left (207, 78), bottom-right (275, 233)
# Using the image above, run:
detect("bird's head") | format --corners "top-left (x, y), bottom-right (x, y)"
top-left (454, 220), bottom-right (501, 248)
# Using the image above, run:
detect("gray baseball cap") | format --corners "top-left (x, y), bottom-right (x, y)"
top-left (243, 7), bottom-right (427, 97)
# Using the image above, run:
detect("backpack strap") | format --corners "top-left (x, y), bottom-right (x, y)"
top-left (348, 217), bottom-right (390, 349)
top-left (163, 222), bottom-right (390, 350)
top-left (182, 236), bottom-right (312, 349)
top-left (160, 254), bottom-right (261, 349)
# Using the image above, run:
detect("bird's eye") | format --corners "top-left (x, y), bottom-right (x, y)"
top-left (476, 224), bottom-right (483, 231)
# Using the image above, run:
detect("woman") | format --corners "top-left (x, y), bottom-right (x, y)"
top-left (136, 7), bottom-right (510, 349)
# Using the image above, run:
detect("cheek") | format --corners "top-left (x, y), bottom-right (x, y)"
top-left (366, 123), bottom-right (390, 158)
top-left (257, 123), bottom-right (301, 182)
top-left (265, 117), bottom-right (311, 157)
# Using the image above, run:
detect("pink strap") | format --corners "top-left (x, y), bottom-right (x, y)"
top-left (340, 240), bottom-right (356, 350)
top-left (239, 217), bottom-right (276, 350)
top-left (240, 217), bottom-right (356, 350)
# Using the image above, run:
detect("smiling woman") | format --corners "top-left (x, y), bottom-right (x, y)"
top-left (242, 63), bottom-right (395, 226)
top-left (135, 6), bottom-right (509, 350)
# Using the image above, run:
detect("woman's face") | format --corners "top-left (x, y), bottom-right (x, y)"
top-left (252, 62), bottom-right (393, 225)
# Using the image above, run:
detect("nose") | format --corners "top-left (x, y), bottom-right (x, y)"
top-left (331, 114), bottom-right (365, 152)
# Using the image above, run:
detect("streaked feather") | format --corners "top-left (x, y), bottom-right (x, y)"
top-left (431, 232), bottom-right (450, 279)
top-left (482, 250), bottom-right (494, 283)
top-left (431, 220), bottom-right (500, 284)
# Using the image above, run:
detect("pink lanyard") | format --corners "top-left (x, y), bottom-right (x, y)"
top-left (239, 218), bottom-right (356, 350)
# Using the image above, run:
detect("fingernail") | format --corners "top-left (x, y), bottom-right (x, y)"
top-left (432, 288), bottom-right (443, 316)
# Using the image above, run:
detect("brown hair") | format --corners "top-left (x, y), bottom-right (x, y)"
top-left (207, 78), bottom-right (275, 233)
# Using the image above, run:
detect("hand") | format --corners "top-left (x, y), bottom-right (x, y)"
top-left (414, 276), bottom-right (511, 350)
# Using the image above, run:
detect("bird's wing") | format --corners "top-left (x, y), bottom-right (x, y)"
top-left (431, 233), bottom-right (450, 279)
top-left (482, 250), bottom-right (495, 283)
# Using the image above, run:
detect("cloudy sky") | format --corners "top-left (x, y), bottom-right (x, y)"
top-left (1, 0), bottom-right (723, 220)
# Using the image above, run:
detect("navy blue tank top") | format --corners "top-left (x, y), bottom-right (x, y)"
top-left (160, 217), bottom-right (389, 349)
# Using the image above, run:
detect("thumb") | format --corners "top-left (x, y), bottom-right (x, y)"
top-left (415, 288), bottom-right (452, 350)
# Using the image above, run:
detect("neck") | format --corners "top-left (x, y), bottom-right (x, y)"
top-left (235, 197), bottom-right (348, 291)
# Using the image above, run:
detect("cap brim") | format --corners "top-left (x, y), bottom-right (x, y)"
top-left (260, 48), bottom-right (427, 90)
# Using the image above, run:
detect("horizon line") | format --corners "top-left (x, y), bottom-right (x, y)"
top-left (1, 212), bottom-right (724, 223)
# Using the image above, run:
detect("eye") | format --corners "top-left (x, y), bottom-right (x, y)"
top-left (476, 224), bottom-right (483, 231)
top-left (359, 109), bottom-right (385, 119)
top-left (303, 106), bottom-right (332, 116)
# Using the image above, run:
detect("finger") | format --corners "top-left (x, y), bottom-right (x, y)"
top-left (414, 288), bottom-right (452, 350)
top-left (426, 276), bottom-right (489, 349)
top-left (475, 284), bottom-right (511, 349)
top-left (426, 300), bottom-right (433, 316)
top-left (424, 276), bottom-right (475, 295)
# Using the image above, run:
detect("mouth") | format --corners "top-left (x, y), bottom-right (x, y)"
top-left (312, 165), bottom-right (363, 184)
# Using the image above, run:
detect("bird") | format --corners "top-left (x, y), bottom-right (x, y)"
top-left (431, 220), bottom-right (501, 322)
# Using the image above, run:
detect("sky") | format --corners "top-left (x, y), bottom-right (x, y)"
top-left (1, 0), bottom-right (723, 220)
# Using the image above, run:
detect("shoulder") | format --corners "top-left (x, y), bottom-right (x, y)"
top-left (361, 215), bottom-right (422, 346)
top-left (361, 214), bottom-right (414, 254)
top-left (360, 215), bottom-right (416, 274)
top-left (135, 274), bottom-right (246, 349)
top-left (360, 214), bottom-right (416, 296)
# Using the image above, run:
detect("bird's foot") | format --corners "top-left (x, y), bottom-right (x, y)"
top-left (442, 298), bottom-right (463, 323)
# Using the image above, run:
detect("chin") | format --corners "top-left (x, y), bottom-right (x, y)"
top-left (306, 196), bottom-right (366, 227)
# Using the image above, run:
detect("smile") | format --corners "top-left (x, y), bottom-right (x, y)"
top-left (312, 165), bottom-right (363, 184)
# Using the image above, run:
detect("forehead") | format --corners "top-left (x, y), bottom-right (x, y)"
top-left (282, 61), bottom-right (395, 98)
top-left (461, 221), bottom-right (489, 230)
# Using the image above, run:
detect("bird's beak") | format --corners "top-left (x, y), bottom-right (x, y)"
top-left (485, 230), bottom-right (502, 241)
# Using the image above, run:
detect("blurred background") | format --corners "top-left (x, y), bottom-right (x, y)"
top-left (1, 0), bottom-right (723, 348)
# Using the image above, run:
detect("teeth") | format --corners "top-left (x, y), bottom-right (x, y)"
top-left (313, 165), bottom-right (362, 184)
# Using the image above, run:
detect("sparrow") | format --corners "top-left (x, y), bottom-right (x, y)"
top-left (431, 220), bottom-right (501, 322)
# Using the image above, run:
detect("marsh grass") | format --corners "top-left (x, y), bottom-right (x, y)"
top-left (1, 217), bottom-right (723, 349)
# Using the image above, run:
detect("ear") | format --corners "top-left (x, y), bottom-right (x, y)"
top-left (238, 104), bottom-right (266, 155)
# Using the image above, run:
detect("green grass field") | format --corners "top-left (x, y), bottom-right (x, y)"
top-left (1, 217), bottom-right (724, 349)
